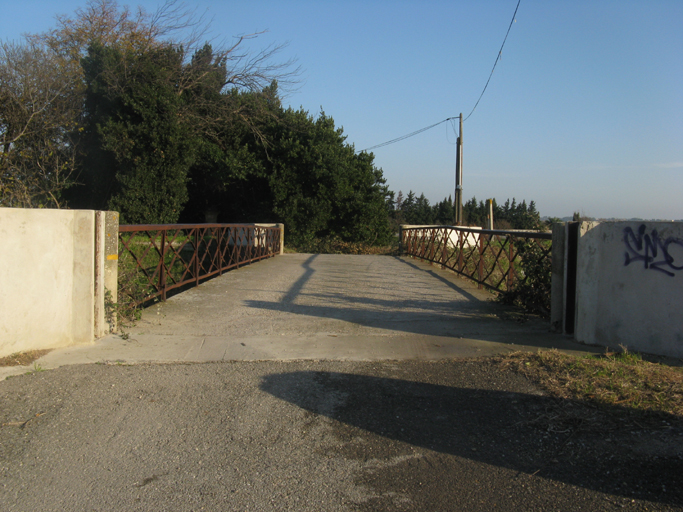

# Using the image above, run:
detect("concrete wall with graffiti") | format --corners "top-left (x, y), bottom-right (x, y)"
top-left (574, 221), bottom-right (683, 358)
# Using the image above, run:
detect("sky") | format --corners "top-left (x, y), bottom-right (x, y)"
top-left (2, 0), bottom-right (682, 220)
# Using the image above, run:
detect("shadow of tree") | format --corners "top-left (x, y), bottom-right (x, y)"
top-left (242, 254), bottom-right (567, 347)
top-left (260, 369), bottom-right (683, 507)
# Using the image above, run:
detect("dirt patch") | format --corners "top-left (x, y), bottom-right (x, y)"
top-left (0, 349), bottom-right (51, 367)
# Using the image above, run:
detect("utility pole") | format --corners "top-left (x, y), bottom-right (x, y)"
top-left (454, 113), bottom-right (463, 225)
top-left (486, 199), bottom-right (494, 230)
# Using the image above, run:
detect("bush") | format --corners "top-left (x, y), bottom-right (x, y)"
top-left (289, 235), bottom-right (398, 255)
top-left (498, 239), bottom-right (552, 316)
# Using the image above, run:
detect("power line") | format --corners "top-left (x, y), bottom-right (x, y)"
top-left (359, 117), bottom-right (456, 152)
top-left (464, 0), bottom-right (521, 122)
top-left (360, 0), bottom-right (521, 151)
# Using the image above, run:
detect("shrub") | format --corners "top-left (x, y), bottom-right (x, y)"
top-left (498, 239), bottom-right (552, 316)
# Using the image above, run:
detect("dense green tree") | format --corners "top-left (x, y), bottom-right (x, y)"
top-left (265, 109), bottom-right (392, 245)
top-left (433, 196), bottom-right (454, 225)
top-left (458, 195), bottom-right (543, 230)
top-left (76, 43), bottom-right (193, 223)
top-left (6, 1), bottom-right (392, 244)
top-left (182, 81), bottom-right (277, 223)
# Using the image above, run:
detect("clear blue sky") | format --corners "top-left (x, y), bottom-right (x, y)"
top-left (2, 0), bottom-right (682, 220)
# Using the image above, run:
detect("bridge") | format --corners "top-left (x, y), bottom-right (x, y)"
top-left (56, 251), bottom-right (587, 366)
top-left (9, 215), bottom-right (679, 365)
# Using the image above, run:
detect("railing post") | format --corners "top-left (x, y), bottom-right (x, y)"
top-left (160, 230), bottom-right (167, 301)
top-left (277, 223), bottom-right (285, 255)
top-left (219, 227), bottom-right (224, 275)
top-left (235, 227), bottom-right (241, 268)
top-left (429, 229), bottom-right (435, 261)
top-left (508, 236), bottom-right (515, 290)
top-left (248, 227), bottom-right (253, 261)
top-left (458, 230), bottom-right (463, 273)
top-left (398, 225), bottom-right (404, 255)
top-left (478, 232), bottom-right (484, 289)
top-left (194, 229), bottom-right (200, 287)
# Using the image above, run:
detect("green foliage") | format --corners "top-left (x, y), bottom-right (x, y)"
top-left (392, 192), bottom-right (544, 231)
top-left (463, 196), bottom-right (542, 230)
top-left (498, 239), bottom-right (552, 316)
top-left (181, 98), bottom-right (393, 247)
top-left (393, 191), bottom-right (453, 226)
top-left (265, 109), bottom-right (393, 246)
top-left (76, 43), bottom-right (193, 223)
top-left (290, 235), bottom-right (398, 255)
top-left (7, 2), bottom-right (392, 245)
top-left (113, 250), bottom-right (156, 324)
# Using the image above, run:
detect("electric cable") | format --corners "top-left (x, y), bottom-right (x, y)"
top-left (464, 0), bottom-right (521, 121)
top-left (359, 117), bottom-right (456, 152)
top-left (359, 0), bottom-right (521, 151)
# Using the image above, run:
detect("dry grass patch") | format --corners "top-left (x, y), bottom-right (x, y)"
top-left (0, 350), bottom-right (52, 367)
top-left (501, 349), bottom-right (683, 417)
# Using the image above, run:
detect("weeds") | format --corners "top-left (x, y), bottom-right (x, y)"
top-left (113, 250), bottom-right (158, 326)
top-left (501, 348), bottom-right (683, 417)
top-left (0, 350), bottom-right (51, 367)
top-left (289, 236), bottom-right (398, 255)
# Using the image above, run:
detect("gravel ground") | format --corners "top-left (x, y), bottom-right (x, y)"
top-left (1, 359), bottom-right (681, 511)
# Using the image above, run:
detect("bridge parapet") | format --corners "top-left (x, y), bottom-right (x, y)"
top-left (402, 221), bottom-right (683, 358)
top-left (399, 224), bottom-right (551, 300)
top-left (118, 223), bottom-right (282, 306)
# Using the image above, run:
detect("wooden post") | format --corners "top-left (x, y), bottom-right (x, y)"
top-left (486, 199), bottom-right (494, 230)
top-left (454, 114), bottom-right (463, 225)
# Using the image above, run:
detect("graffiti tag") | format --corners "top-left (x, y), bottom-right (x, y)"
top-left (623, 224), bottom-right (683, 277)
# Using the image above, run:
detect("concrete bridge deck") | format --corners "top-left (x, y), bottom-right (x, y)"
top-left (5, 253), bottom-right (595, 377)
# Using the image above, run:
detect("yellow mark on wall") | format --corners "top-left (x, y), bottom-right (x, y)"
top-left (107, 255), bottom-right (119, 260)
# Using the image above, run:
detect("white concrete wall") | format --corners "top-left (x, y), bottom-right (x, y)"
top-left (574, 221), bottom-right (683, 358)
top-left (401, 225), bottom-right (481, 249)
top-left (446, 227), bottom-right (481, 249)
top-left (0, 208), bottom-right (96, 357)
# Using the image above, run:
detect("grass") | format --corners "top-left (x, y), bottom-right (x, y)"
top-left (0, 350), bottom-right (51, 367)
top-left (287, 237), bottom-right (399, 255)
top-left (501, 349), bottom-right (683, 417)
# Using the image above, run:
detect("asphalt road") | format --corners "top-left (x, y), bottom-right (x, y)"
top-left (1, 359), bottom-right (681, 511)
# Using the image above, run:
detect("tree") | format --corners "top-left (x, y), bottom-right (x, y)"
top-left (181, 79), bottom-right (281, 223)
top-left (0, 41), bottom-right (81, 208)
top-left (8, 0), bottom-right (299, 219)
top-left (433, 196), bottom-right (454, 225)
top-left (76, 42), bottom-right (193, 223)
top-left (265, 109), bottom-right (392, 245)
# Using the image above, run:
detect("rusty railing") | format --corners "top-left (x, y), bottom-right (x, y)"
top-left (400, 225), bottom-right (552, 294)
top-left (118, 223), bottom-right (281, 305)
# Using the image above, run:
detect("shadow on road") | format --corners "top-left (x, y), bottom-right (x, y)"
top-left (260, 370), bottom-right (683, 506)
top-left (395, 256), bottom-right (483, 302)
top-left (243, 254), bottom-right (567, 348)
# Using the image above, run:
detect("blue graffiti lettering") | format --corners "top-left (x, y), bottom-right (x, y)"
top-left (623, 225), bottom-right (683, 277)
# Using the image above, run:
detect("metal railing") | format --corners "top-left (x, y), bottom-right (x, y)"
top-left (118, 223), bottom-right (281, 305)
top-left (400, 225), bottom-right (552, 294)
